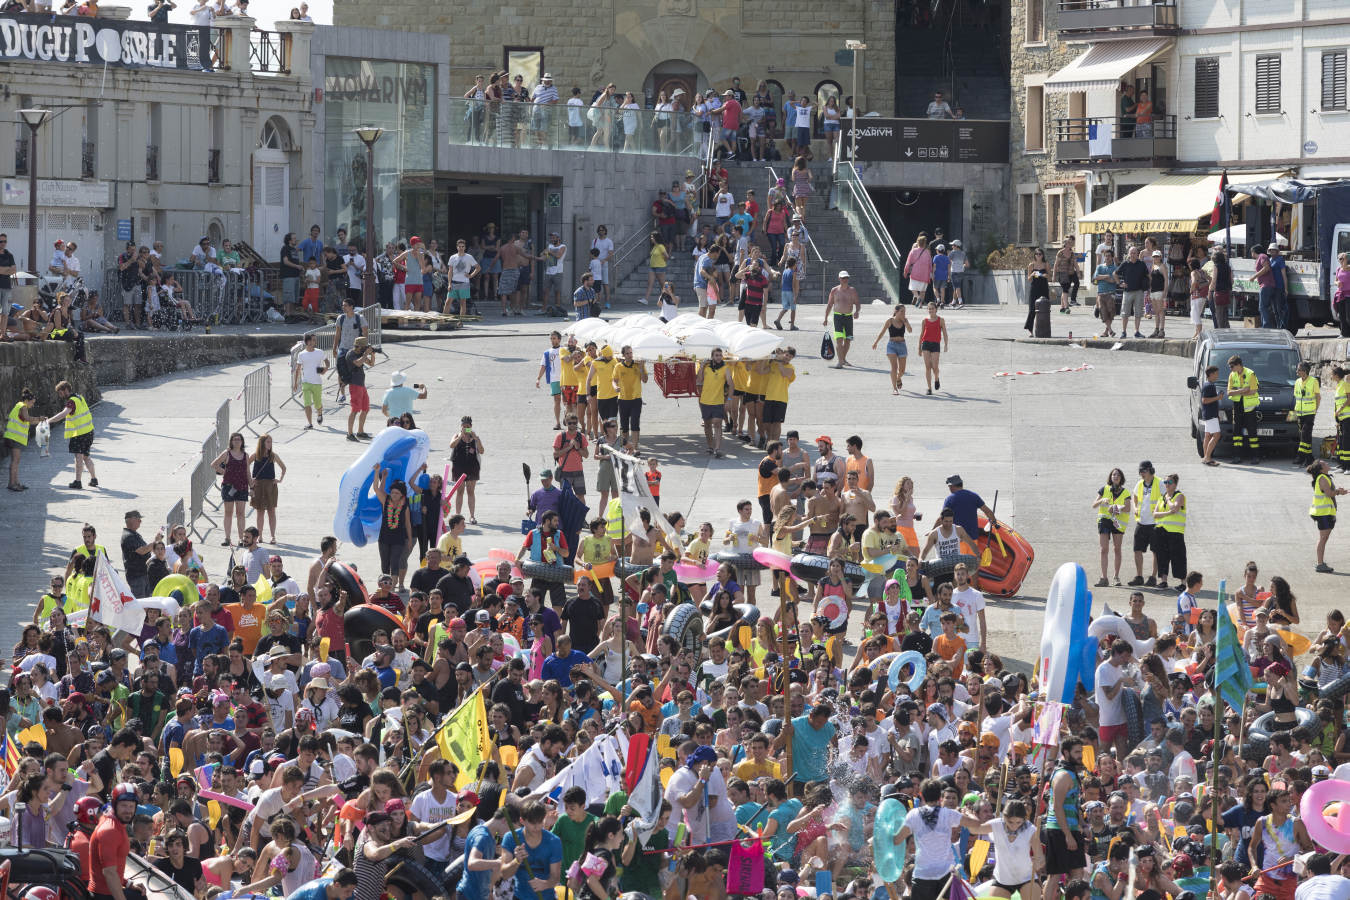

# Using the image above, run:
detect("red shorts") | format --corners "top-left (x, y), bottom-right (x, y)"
top-left (562, 386), bottom-right (578, 405)
top-left (349, 385), bottom-right (370, 412)
top-left (302, 287), bottom-right (320, 312)
top-left (1256, 874), bottom-right (1297, 900)
top-left (1098, 723), bottom-right (1128, 743)
top-left (405, 283), bottom-right (423, 295)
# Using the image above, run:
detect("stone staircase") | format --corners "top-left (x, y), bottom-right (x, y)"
top-left (610, 158), bottom-right (892, 309)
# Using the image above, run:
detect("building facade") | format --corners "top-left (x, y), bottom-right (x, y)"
top-left (0, 8), bottom-right (315, 282)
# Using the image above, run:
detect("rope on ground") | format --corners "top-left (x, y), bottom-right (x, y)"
top-left (993, 362), bottom-right (1094, 378)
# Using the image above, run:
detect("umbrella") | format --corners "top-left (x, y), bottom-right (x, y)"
top-left (1205, 227), bottom-right (1287, 247)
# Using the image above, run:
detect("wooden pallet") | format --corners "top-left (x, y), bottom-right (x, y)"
top-left (379, 309), bottom-right (464, 331)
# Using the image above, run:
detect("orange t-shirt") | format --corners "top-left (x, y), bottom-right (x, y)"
top-left (629, 699), bottom-right (663, 732)
top-left (225, 601), bottom-right (268, 654)
top-left (933, 633), bottom-right (967, 677)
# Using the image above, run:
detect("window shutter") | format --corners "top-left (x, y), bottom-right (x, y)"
top-left (1255, 55), bottom-right (1281, 114)
top-left (1194, 58), bottom-right (1219, 119)
top-left (1323, 51), bottom-right (1348, 111)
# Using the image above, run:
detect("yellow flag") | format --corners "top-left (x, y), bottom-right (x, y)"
top-left (207, 799), bottom-right (222, 829)
top-left (169, 747), bottom-right (185, 776)
top-left (16, 724), bottom-right (45, 749)
top-left (425, 621), bottom-right (445, 664)
top-left (435, 689), bottom-right (491, 789)
top-left (1081, 743), bottom-right (1096, 773)
top-left (254, 575), bottom-right (273, 605)
top-left (969, 839), bottom-right (990, 879)
top-left (499, 745), bottom-right (519, 769)
top-left (656, 734), bottom-right (675, 758)
top-left (736, 625), bottom-right (752, 649)
top-left (319, 637), bottom-right (331, 662)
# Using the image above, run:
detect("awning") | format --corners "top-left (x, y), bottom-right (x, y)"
top-left (1076, 171), bottom-right (1288, 234)
top-left (1045, 38), bottom-right (1171, 94)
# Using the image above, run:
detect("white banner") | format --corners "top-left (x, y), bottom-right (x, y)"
top-left (531, 732), bottom-right (629, 802)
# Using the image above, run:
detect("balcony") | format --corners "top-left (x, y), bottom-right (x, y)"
top-left (249, 30), bottom-right (292, 75)
top-left (1054, 115), bottom-right (1176, 166)
top-left (1056, 0), bottom-right (1177, 38)
top-left (146, 145), bottom-right (160, 181)
top-left (446, 97), bottom-right (703, 158)
top-left (208, 148), bottom-right (221, 184)
top-left (81, 140), bottom-right (96, 179)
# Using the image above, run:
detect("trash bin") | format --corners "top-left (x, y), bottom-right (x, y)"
top-left (1033, 297), bottom-right (1052, 338)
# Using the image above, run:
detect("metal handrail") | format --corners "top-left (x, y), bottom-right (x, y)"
top-left (832, 147), bottom-right (902, 272)
top-left (764, 165), bottom-right (826, 266)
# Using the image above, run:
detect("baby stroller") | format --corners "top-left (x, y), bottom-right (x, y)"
top-left (147, 285), bottom-right (191, 331)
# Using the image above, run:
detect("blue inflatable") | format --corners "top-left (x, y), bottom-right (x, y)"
top-left (874, 797), bottom-right (908, 883)
top-left (332, 427), bottom-right (431, 547)
top-left (1038, 562), bottom-right (1098, 704)
top-left (888, 650), bottom-right (927, 692)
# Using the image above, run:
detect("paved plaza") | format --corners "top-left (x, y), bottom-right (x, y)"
top-left (5, 305), bottom-right (1339, 664)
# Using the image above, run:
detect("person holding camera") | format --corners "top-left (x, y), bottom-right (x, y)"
top-left (449, 416), bottom-right (484, 524)
top-left (552, 416), bottom-right (589, 503)
top-left (380, 372), bottom-right (427, 421)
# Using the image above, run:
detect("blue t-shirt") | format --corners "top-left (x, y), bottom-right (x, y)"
top-left (694, 253), bottom-right (713, 288)
top-left (286, 878), bottom-right (332, 900)
top-left (188, 623), bottom-right (229, 674)
top-left (728, 213), bottom-right (754, 235)
top-left (458, 824), bottom-right (498, 900)
top-left (501, 828), bottom-right (564, 900)
top-left (382, 385), bottom-right (419, 419)
top-left (932, 253), bottom-right (950, 281)
top-left (541, 649), bottom-right (592, 689)
top-left (941, 488), bottom-right (986, 537)
top-left (766, 797), bottom-right (803, 860)
top-left (789, 715), bottom-right (835, 783)
top-left (1200, 381), bottom-right (1219, 420)
top-left (374, 664), bottom-right (397, 689)
top-left (1270, 255), bottom-right (1287, 291)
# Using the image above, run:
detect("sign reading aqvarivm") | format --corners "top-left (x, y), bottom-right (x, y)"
top-left (0, 12), bottom-right (211, 70)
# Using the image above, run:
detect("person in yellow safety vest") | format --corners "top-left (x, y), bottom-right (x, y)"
top-left (43, 379), bottom-right (98, 490)
top-left (4, 387), bottom-right (41, 492)
top-left (1092, 467), bottom-right (1133, 588)
top-left (1333, 366), bottom-right (1350, 473)
top-left (1152, 472), bottom-right (1187, 591)
top-left (1128, 460), bottom-right (1164, 588)
top-left (1308, 458), bottom-right (1347, 573)
top-left (1227, 354), bottom-right (1260, 464)
top-left (64, 523), bottom-right (109, 581)
top-left (1292, 362), bottom-right (1321, 467)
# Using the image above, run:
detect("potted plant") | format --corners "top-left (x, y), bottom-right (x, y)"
top-left (985, 244), bottom-right (1037, 306)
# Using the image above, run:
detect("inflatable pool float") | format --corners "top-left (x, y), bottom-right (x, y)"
top-left (975, 517), bottom-right (1034, 597)
top-left (1039, 562), bottom-right (1098, 704)
top-left (332, 427), bottom-right (431, 548)
top-left (788, 552), bottom-right (868, 586)
top-left (919, 552), bottom-right (980, 587)
top-left (751, 547), bottom-right (793, 573)
top-left (663, 603), bottom-right (704, 656)
top-left (153, 574), bottom-right (203, 606)
top-left (1087, 614), bottom-right (1156, 656)
top-left (521, 561), bottom-right (574, 583)
top-left (673, 560), bottom-right (719, 583)
top-left (887, 650), bottom-right (927, 692)
top-left (713, 551), bottom-right (765, 574)
top-left (861, 552), bottom-right (899, 575)
top-left (325, 561), bottom-right (369, 605)
top-left (703, 602), bottom-right (761, 643)
top-left (815, 593), bottom-right (849, 633)
top-left (1242, 707), bottom-right (1319, 761)
top-left (1226, 596), bottom-right (1312, 656)
top-left (1301, 777), bottom-right (1350, 854)
top-left (343, 603), bottom-right (403, 663)
top-left (868, 651), bottom-right (900, 677)
top-left (615, 558), bottom-right (649, 580)
top-left (873, 796), bottom-right (908, 884)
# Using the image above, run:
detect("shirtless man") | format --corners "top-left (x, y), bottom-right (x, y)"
top-left (806, 478), bottom-right (842, 554)
top-left (840, 470), bottom-right (876, 542)
top-left (496, 235), bottom-right (523, 317)
top-left (822, 271), bottom-right (860, 368)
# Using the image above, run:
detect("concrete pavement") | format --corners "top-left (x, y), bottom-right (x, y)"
top-left (6, 303), bottom-right (1337, 665)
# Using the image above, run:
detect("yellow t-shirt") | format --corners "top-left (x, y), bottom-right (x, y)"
top-left (615, 362), bottom-right (644, 401)
top-left (733, 758), bottom-right (781, 782)
top-left (862, 527), bottom-right (903, 560)
top-left (764, 363), bottom-right (795, 404)
top-left (437, 532), bottom-right (462, 559)
top-left (593, 357), bottom-right (619, 400)
top-left (650, 244), bottom-right (669, 268)
top-left (580, 535), bottom-right (614, 565)
top-left (731, 361), bottom-right (751, 392)
top-left (745, 361), bottom-right (768, 395)
top-left (699, 362), bottom-right (729, 405)
top-left (560, 353), bottom-right (579, 389)
top-left (685, 537), bottom-right (710, 563)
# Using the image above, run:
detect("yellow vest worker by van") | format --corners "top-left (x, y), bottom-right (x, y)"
top-left (1293, 362), bottom-right (1320, 466)
top-left (1227, 355), bottom-right (1260, 463)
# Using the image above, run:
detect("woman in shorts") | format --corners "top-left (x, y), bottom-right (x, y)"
top-left (211, 432), bottom-right (249, 546)
top-left (644, 232), bottom-right (667, 305)
top-left (1092, 467), bottom-right (1131, 587)
top-left (918, 302), bottom-right (947, 396)
top-left (904, 234), bottom-right (933, 307)
top-left (871, 303), bottom-right (911, 394)
top-left (1188, 257), bottom-right (1210, 339)
top-left (248, 434), bottom-right (287, 544)
top-left (1310, 458), bottom-right (1345, 573)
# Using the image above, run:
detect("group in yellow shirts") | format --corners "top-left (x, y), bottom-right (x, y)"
top-left (695, 347), bottom-right (796, 459)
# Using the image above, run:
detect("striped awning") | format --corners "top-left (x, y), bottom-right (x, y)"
top-left (1045, 38), bottom-right (1172, 94)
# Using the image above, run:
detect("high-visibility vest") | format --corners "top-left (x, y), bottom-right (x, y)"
top-left (1336, 380), bottom-right (1350, 421)
top-left (4, 402), bottom-right (30, 446)
top-left (1132, 478), bottom-right (1162, 523)
top-left (1294, 377), bottom-right (1320, 416)
top-left (63, 394), bottom-right (93, 439)
top-left (1098, 484), bottom-right (1130, 531)
top-left (1227, 367), bottom-right (1259, 411)
top-left (1311, 473), bottom-right (1338, 517)
top-left (1155, 491), bottom-right (1187, 534)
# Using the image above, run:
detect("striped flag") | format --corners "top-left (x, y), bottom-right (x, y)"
top-left (1214, 579), bottom-right (1252, 715)
top-left (0, 731), bottom-right (19, 777)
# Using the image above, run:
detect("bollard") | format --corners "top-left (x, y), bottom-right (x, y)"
top-left (1034, 297), bottom-right (1052, 338)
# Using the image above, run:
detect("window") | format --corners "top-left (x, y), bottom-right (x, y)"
top-left (1323, 50), bottom-right (1348, 111)
top-left (1046, 193), bottom-right (1063, 244)
top-left (1026, 0), bottom-right (1044, 43)
top-left (1024, 85), bottom-right (1045, 151)
top-left (1255, 54), bottom-right (1281, 114)
top-left (503, 47), bottom-right (543, 92)
top-left (1194, 57), bottom-right (1219, 119)
top-left (1018, 193), bottom-right (1036, 245)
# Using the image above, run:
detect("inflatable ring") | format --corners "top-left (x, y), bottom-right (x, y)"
top-left (332, 427), bottom-right (431, 548)
top-left (887, 650), bottom-right (927, 692)
top-left (815, 594), bottom-right (849, 632)
top-left (868, 651), bottom-right (901, 676)
top-left (500, 634), bottom-right (523, 658)
top-left (520, 561), bottom-right (574, 584)
top-left (861, 552), bottom-right (899, 575)
top-left (343, 603), bottom-right (403, 663)
top-left (663, 603), bottom-right (705, 656)
top-left (153, 573), bottom-right (201, 605)
top-left (1039, 562), bottom-right (1099, 704)
top-left (1301, 777), bottom-right (1350, 854)
top-left (1087, 614), bottom-right (1156, 656)
top-left (713, 551), bottom-right (766, 571)
top-left (673, 560), bottom-right (719, 583)
top-left (873, 796), bottom-right (908, 883)
top-left (1242, 707), bottom-right (1319, 762)
top-left (789, 552), bottom-right (868, 586)
top-left (326, 562), bottom-right (370, 606)
top-left (751, 547), bottom-right (793, 573)
top-left (919, 553), bottom-right (980, 585)
top-left (616, 558), bottom-right (649, 580)
top-left (705, 603), bottom-right (762, 643)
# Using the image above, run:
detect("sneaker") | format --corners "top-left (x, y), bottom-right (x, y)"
top-left (1317, 563), bottom-right (1335, 573)
top-left (1094, 577), bottom-right (1109, 587)
top-left (1134, 331), bottom-right (1144, 338)
top-left (714, 450), bottom-right (725, 458)
top-left (934, 378), bottom-right (941, 390)
top-left (1156, 580), bottom-right (1170, 591)
top-left (304, 424), bottom-right (313, 430)
top-left (637, 297), bottom-right (649, 305)
top-left (357, 432), bottom-right (372, 439)
top-left (89, 478), bottom-right (98, 487)
top-left (318, 413), bottom-right (324, 425)
top-left (68, 479), bottom-right (82, 489)
top-left (347, 434), bottom-right (359, 442)
top-left (790, 324), bottom-right (800, 330)
top-left (1127, 576), bottom-right (1144, 586)
top-left (1144, 576), bottom-right (1156, 587)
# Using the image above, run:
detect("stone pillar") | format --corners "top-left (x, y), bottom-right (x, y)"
top-left (100, 5), bottom-right (132, 18)
top-left (272, 19), bottom-right (315, 82)
top-left (214, 15), bottom-right (254, 73)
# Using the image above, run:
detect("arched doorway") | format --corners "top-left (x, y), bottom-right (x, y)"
top-left (643, 59), bottom-right (708, 108)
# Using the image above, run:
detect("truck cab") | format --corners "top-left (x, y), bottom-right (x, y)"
top-left (1186, 328), bottom-right (1301, 457)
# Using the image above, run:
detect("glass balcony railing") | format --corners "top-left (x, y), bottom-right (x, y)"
top-left (833, 158), bottom-right (901, 302)
top-left (446, 97), bottom-right (705, 158)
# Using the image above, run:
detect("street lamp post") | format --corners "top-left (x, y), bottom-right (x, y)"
top-left (353, 125), bottom-right (384, 307)
top-left (844, 41), bottom-right (866, 164)
top-left (18, 108), bottom-right (51, 276)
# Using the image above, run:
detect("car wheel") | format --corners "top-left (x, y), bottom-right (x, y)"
top-left (1190, 418), bottom-right (1199, 439)
top-left (1196, 430), bottom-right (1205, 458)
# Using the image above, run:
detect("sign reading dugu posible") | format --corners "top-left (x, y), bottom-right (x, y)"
top-left (0, 12), bottom-right (212, 70)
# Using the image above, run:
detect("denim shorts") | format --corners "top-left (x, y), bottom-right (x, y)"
top-left (886, 340), bottom-right (908, 357)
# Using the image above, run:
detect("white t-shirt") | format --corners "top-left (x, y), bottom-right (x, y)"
top-left (297, 348), bottom-right (326, 385)
top-left (904, 804), bottom-right (962, 880)
top-left (795, 104), bottom-right (813, 128)
top-left (447, 252), bottom-right (476, 285)
top-left (1169, 749), bottom-right (1197, 783)
top-left (189, 1), bottom-right (213, 24)
top-left (951, 586), bottom-right (986, 644)
top-left (267, 689), bottom-right (296, 732)
top-left (1296, 876), bottom-right (1350, 900)
top-left (591, 237), bottom-right (614, 267)
top-left (715, 191), bottom-right (734, 217)
top-left (1094, 659), bottom-right (1126, 727)
top-left (664, 765), bottom-right (735, 844)
top-left (344, 253), bottom-right (366, 289)
top-left (63, 255), bottom-right (81, 278)
top-left (988, 817), bottom-right (1037, 886)
top-left (545, 242), bottom-right (566, 276)
top-left (409, 786), bottom-right (458, 861)
top-left (728, 518), bottom-right (759, 553)
top-left (567, 97), bottom-right (584, 127)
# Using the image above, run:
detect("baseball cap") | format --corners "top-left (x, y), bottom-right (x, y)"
top-left (952, 239), bottom-right (962, 247)
top-left (365, 811), bottom-right (393, 827)
top-left (268, 554), bottom-right (282, 564)
top-left (1268, 243), bottom-right (1280, 251)
top-left (475, 609), bottom-right (491, 623)
top-left (1151, 250), bottom-right (1163, 257)
top-left (454, 555), bottom-right (472, 567)
top-left (945, 474), bottom-right (963, 486)
top-left (838, 270), bottom-right (850, 279)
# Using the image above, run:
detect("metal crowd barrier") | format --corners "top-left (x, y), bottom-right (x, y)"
top-left (360, 303), bottom-right (382, 349)
top-left (240, 365), bottom-right (278, 431)
top-left (213, 400), bottom-right (229, 460)
top-left (165, 498), bottom-right (185, 531)
top-left (100, 267), bottom-right (267, 325)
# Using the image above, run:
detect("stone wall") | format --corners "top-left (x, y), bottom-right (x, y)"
top-left (338, 0), bottom-right (896, 117)
top-left (0, 342), bottom-right (99, 416)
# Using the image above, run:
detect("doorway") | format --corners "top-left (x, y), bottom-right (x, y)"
top-left (868, 188), bottom-right (965, 250)
top-left (643, 59), bottom-right (708, 107)
top-left (252, 149), bottom-right (289, 255)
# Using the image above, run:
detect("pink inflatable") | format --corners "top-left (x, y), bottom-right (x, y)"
top-left (1300, 778), bottom-right (1350, 854)
top-left (752, 547), bottom-right (793, 573)
top-left (674, 560), bottom-right (720, 583)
